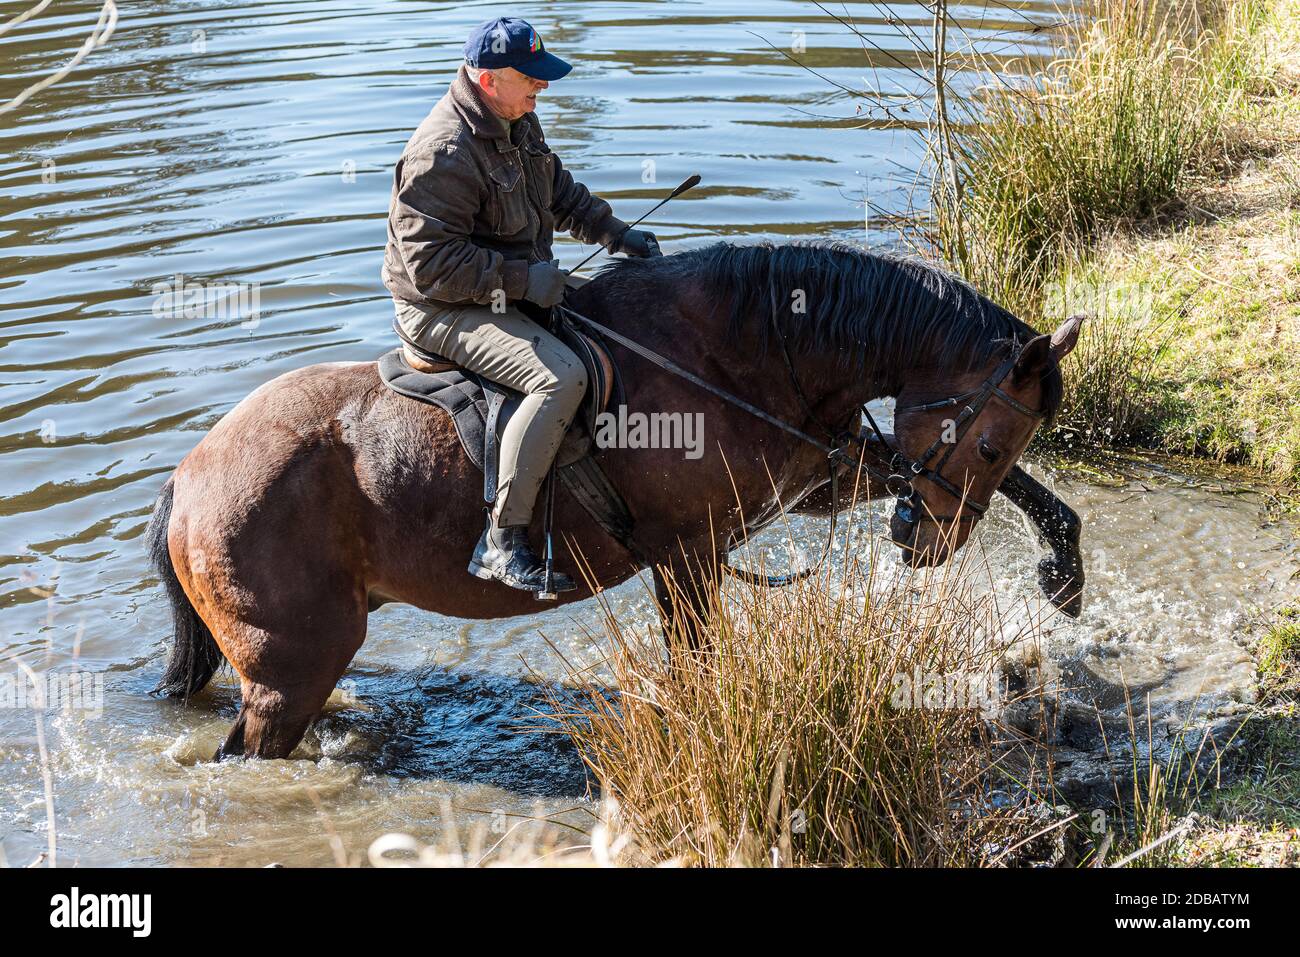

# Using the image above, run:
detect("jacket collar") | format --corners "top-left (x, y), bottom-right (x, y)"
top-left (449, 65), bottom-right (542, 152)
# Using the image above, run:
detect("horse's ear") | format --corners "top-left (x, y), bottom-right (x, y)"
top-left (1050, 313), bottom-right (1086, 360)
top-left (1013, 334), bottom-right (1053, 382)
top-left (1014, 313), bottom-right (1086, 381)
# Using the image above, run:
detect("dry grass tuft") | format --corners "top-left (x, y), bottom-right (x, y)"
top-left (542, 533), bottom-right (1058, 867)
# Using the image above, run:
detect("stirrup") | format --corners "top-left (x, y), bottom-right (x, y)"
top-left (536, 461), bottom-right (560, 601)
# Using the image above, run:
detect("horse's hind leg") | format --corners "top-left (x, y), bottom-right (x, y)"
top-left (214, 598), bottom-right (367, 760)
top-left (217, 677), bottom-right (337, 760)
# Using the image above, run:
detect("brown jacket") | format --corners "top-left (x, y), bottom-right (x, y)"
top-left (383, 66), bottom-right (627, 308)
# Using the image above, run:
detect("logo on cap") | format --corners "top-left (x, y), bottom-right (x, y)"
top-left (464, 17), bottom-right (572, 81)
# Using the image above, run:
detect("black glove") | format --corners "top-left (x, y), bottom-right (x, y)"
top-left (524, 261), bottom-right (568, 307)
top-left (614, 227), bottom-right (662, 258)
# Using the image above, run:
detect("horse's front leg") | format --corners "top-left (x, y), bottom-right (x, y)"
top-left (651, 555), bottom-right (720, 656)
top-left (995, 466), bottom-right (1084, 617)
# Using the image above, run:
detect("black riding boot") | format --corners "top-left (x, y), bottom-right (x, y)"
top-left (468, 515), bottom-right (576, 593)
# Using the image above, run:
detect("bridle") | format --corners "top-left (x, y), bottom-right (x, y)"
top-left (554, 301), bottom-right (1049, 583)
top-left (861, 343), bottom-right (1048, 531)
top-left (761, 295), bottom-right (1049, 533)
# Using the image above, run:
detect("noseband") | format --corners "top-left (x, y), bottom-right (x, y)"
top-left (864, 345), bottom-right (1047, 529)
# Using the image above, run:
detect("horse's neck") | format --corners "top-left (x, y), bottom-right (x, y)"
top-left (811, 330), bottom-right (975, 409)
top-left (790, 350), bottom-right (898, 424)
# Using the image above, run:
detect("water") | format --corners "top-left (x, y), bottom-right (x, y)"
top-left (1, 1), bottom-right (1291, 866)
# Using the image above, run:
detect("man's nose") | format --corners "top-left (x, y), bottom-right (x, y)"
top-left (535, 80), bottom-right (549, 91)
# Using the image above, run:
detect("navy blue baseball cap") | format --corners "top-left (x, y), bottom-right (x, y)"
top-left (463, 18), bottom-right (572, 81)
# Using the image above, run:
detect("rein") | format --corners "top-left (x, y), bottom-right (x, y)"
top-left (555, 304), bottom-right (875, 477)
top-left (554, 301), bottom-right (1046, 585)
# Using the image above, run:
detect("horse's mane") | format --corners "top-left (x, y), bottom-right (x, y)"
top-left (597, 240), bottom-right (1062, 421)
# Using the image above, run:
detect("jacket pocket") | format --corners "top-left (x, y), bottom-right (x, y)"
top-left (488, 161), bottom-right (528, 237)
top-left (524, 141), bottom-right (554, 212)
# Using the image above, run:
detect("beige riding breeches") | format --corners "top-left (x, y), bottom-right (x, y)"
top-left (393, 299), bottom-right (587, 527)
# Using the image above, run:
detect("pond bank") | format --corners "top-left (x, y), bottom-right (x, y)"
top-left (920, 0), bottom-right (1300, 493)
top-left (1049, 78), bottom-right (1300, 491)
top-left (909, 0), bottom-right (1300, 864)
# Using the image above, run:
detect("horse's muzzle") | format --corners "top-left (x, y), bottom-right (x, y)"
top-left (889, 494), bottom-right (953, 567)
top-left (889, 500), bottom-right (922, 559)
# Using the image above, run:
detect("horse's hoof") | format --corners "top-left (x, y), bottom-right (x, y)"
top-left (1054, 592), bottom-right (1083, 618)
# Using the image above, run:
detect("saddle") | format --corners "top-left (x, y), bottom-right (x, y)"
top-left (378, 301), bottom-right (637, 555)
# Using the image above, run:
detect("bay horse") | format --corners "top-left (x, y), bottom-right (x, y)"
top-left (146, 241), bottom-right (1081, 760)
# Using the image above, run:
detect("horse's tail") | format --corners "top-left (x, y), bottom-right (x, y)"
top-left (147, 478), bottom-right (225, 699)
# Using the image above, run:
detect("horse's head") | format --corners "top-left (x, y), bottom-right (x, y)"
top-left (887, 314), bottom-right (1083, 565)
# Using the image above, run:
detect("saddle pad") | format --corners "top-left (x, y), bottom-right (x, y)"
top-left (377, 349), bottom-right (491, 472)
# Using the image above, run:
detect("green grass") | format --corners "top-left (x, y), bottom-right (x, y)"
top-left (1259, 609), bottom-right (1300, 694)
top-left (1174, 718), bottom-right (1300, 866)
top-left (1205, 720), bottom-right (1300, 826)
top-left (918, 0), bottom-right (1300, 488)
top-left (928, 0), bottom-right (1277, 318)
top-left (1039, 199), bottom-right (1300, 484)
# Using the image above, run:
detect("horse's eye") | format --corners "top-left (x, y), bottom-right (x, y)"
top-left (977, 437), bottom-right (1001, 463)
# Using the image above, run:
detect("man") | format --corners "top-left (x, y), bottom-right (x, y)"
top-left (383, 17), bottom-right (660, 594)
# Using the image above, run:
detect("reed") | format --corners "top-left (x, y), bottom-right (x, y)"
top-left (1099, 694), bottom-right (1231, 868)
top-left (544, 531), bottom-right (1054, 867)
top-left (927, 0), bottom-right (1277, 319)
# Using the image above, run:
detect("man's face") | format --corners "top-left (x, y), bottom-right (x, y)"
top-left (477, 67), bottom-right (548, 121)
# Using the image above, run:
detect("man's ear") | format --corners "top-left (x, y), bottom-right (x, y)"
top-left (1050, 313), bottom-right (1086, 361)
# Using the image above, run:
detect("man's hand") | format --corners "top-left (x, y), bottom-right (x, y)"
top-left (613, 227), bottom-right (662, 258)
top-left (524, 261), bottom-right (568, 307)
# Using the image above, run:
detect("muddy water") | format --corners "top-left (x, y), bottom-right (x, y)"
top-left (0, 1), bottom-right (1291, 866)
